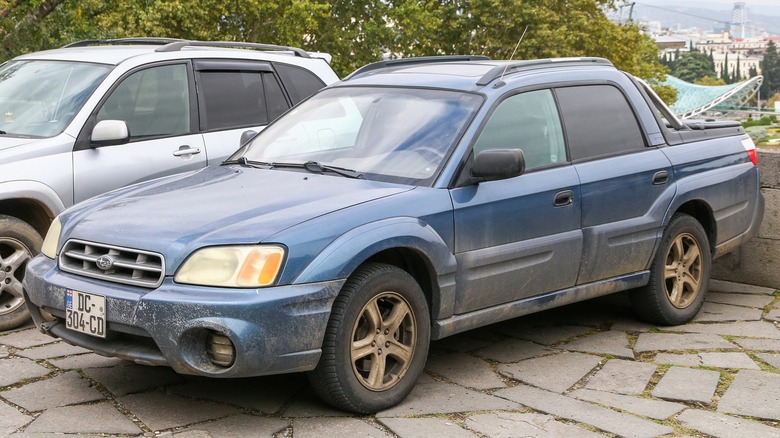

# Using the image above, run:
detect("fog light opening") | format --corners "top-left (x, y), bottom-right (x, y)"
top-left (206, 330), bottom-right (235, 368)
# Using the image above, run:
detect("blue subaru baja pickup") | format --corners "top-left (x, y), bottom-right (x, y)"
top-left (23, 56), bottom-right (764, 413)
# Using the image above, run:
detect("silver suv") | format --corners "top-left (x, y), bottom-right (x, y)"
top-left (0, 38), bottom-right (339, 330)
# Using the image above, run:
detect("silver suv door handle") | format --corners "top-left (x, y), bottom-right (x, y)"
top-left (172, 146), bottom-right (201, 157)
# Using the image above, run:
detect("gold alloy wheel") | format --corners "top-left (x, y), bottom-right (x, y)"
top-left (663, 232), bottom-right (703, 309)
top-left (350, 291), bottom-right (416, 391)
top-left (0, 237), bottom-right (30, 316)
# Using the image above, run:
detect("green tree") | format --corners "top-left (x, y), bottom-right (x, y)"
top-left (761, 40), bottom-right (779, 97)
top-left (694, 76), bottom-right (726, 86)
top-left (669, 50), bottom-right (717, 82)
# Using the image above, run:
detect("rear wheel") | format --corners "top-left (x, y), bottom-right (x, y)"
top-left (0, 215), bottom-right (42, 331)
top-left (309, 263), bottom-right (430, 413)
top-left (631, 213), bottom-right (710, 326)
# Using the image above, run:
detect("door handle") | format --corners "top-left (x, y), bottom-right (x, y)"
top-left (652, 170), bottom-right (669, 185)
top-left (172, 146), bottom-right (201, 157)
top-left (553, 190), bottom-right (574, 207)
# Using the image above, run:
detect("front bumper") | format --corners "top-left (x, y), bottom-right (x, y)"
top-left (23, 255), bottom-right (344, 377)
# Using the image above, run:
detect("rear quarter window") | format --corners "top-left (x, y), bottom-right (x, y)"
top-left (275, 63), bottom-right (327, 104)
top-left (556, 85), bottom-right (646, 161)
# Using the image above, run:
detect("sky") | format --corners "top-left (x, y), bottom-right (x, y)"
top-left (633, 0), bottom-right (780, 16)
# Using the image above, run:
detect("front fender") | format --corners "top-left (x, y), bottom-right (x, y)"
top-left (0, 180), bottom-right (66, 218)
top-left (294, 217), bottom-right (458, 317)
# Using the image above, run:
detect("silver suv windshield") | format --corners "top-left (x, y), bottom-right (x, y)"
top-left (0, 60), bottom-right (111, 137)
top-left (239, 86), bottom-right (482, 185)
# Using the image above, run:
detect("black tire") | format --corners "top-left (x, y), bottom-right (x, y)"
top-left (0, 215), bottom-right (43, 331)
top-left (631, 213), bottom-right (711, 326)
top-left (308, 263), bottom-right (430, 413)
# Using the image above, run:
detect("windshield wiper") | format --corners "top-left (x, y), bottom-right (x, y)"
top-left (223, 158), bottom-right (362, 179)
top-left (221, 157), bottom-right (272, 169)
top-left (273, 161), bottom-right (364, 179)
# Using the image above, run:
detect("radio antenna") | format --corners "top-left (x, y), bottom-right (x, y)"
top-left (498, 25), bottom-right (529, 83)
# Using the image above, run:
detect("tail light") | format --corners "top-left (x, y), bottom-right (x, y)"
top-left (741, 138), bottom-right (758, 166)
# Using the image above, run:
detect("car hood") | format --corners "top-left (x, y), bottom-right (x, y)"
top-left (62, 165), bottom-right (414, 265)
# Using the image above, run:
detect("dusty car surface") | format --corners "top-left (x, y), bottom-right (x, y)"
top-left (23, 56), bottom-right (763, 413)
top-left (0, 38), bottom-right (338, 330)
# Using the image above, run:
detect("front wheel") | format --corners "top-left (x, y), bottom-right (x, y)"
top-left (0, 215), bottom-right (43, 331)
top-left (631, 213), bottom-right (711, 326)
top-left (308, 263), bottom-right (430, 413)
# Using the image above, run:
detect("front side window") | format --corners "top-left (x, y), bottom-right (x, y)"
top-left (238, 87), bottom-right (483, 186)
top-left (97, 64), bottom-right (190, 139)
top-left (473, 89), bottom-right (566, 170)
top-left (0, 60), bottom-right (111, 137)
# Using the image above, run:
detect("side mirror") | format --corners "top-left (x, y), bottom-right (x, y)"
top-left (472, 149), bottom-right (525, 181)
top-left (240, 130), bottom-right (257, 146)
top-left (91, 120), bottom-right (130, 147)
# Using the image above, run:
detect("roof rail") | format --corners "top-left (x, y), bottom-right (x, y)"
top-left (156, 41), bottom-right (311, 58)
top-left (476, 57), bottom-right (613, 86)
top-left (63, 38), bottom-right (311, 58)
top-left (63, 38), bottom-right (186, 48)
top-left (344, 55), bottom-right (491, 80)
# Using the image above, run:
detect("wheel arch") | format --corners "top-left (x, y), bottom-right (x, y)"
top-left (669, 200), bottom-right (716, 255)
top-left (0, 198), bottom-right (57, 238)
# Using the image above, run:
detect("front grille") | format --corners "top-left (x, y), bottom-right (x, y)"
top-left (59, 239), bottom-right (165, 288)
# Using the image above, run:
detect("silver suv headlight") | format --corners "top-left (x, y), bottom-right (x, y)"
top-left (174, 245), bottom-right (285, 287)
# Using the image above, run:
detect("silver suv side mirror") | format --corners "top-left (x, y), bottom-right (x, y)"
top-left (91, 120), bottom-right (130, 147)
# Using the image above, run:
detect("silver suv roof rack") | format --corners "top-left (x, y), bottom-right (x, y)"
top-left (63, 38), bottom-right (311, 58)
top-left (344, 55), bottom-right (491, 80)
top-left (476, 57), bottom-right (613, 86)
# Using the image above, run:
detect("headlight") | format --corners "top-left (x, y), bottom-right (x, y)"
top-left (174, 245), bottom-right (285, 287)
top-left (41, 215), bottom-right (62, 259)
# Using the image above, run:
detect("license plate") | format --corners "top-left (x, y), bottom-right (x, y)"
top-left (65, 289), bottom-right (107, 338)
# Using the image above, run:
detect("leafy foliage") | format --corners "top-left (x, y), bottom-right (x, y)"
top-left (761, 41), bottom-right (779, 97)
top-left (668, 49), bottom-right (716, 83)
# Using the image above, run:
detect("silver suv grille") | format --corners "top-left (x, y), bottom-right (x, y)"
top-left (59, 240), bottom-right (165, 288)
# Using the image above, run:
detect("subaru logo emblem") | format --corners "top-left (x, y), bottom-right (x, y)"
top-left (96, 255), bottom-right (115, 270)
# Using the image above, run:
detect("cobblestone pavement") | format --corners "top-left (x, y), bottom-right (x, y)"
top-left (1, 279), bottom-right (779, 438)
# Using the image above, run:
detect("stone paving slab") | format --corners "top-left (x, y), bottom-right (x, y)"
top-left (380, 417), bottom-right (478, 438)
top-left (734, 337), bottom-right (780, 351)
top-left (497, 351), bottom-right (602, 393)
top-left (653, 353), bottom-right (702, 366)
top-left (0, 401), bottom-right (32, 436)
top-left (118, 391), bottom-right (240, 431)
top-left (570, 388), bottom-right (686, 420)
top-left (282, 389), bottom-right (352, 418)
top-left (609, 319), bottom-right (654, 332)
top-left (651, 367), bottom-right (720, 404)
top-left (175, 415), bottom-right (289, 437)
top-left (661, 320), bottom-right (780, 339)
top-left (634, 332), bottom-right (737, 352)
top-left (561, 330), bottom-right (634, 359)
top-left (677, 408), bottom-right (780, 438)
top-left (706, 292), bottom-right (776, 308)
top-left (0, 357), bottom-right (51, 387)
top-left (48, 353), bottom-right (126, 370)
top-left (170, 375), bottom-right (303, 414)
top-left (498, 323), bottom-right (593, 345)
top-left (464, 412), bottom-right (606, 438)
top-left (429, 333), bottom-right (496, 354)
top-left (293, 417), bottom-right (389, 437)
top-left (0, 345), bottom-right (8, 358)
top-left (768, 309), bottom-right (780, 322)
top-left (698, 352), bottom-right (760, 369)
top-left (709, 279), bottom-right (777, 295)
top-left (718, 369), bottom-right (780, 421)
top-left (474, 338), bottom-right (553, 363)
top-left (84, 363), bottom-right (186, 396)
top-left (16, 343), bottom-right (90, 360)
top-left (693, 302), bottom-right (763, 321)
top-left (584, 359), bottom-right (656, 395)
top-left (24, 402), bottom-right (142, 434)
top-left (0, 329), bottom-right (56, 349)
top-left (757, 353), bottom-right (780, 369)
top-left (376, 375), bottom-right (520, 417)
top-left (425, 352), bottom-right (506, 389)
top-left (495, 384), bottom-right (674, 438)
top-left (1, 371), bottom-right (105, 411)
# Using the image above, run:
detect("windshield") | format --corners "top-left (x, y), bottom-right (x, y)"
top-left (0, 60), bottom-right (112, 137)
top-left (238, 86), bottom-right (483, 185)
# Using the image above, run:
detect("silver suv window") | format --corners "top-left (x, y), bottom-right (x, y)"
top-left (0, 60), bottom-right (111, 137)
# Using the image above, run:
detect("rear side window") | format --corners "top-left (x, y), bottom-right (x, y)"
top-left (556, 85), bottom-right (646, 161)
top-left (198, 70), bottom-right (290, 131)
top-left (275, 63), bottom-right (326, 104)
